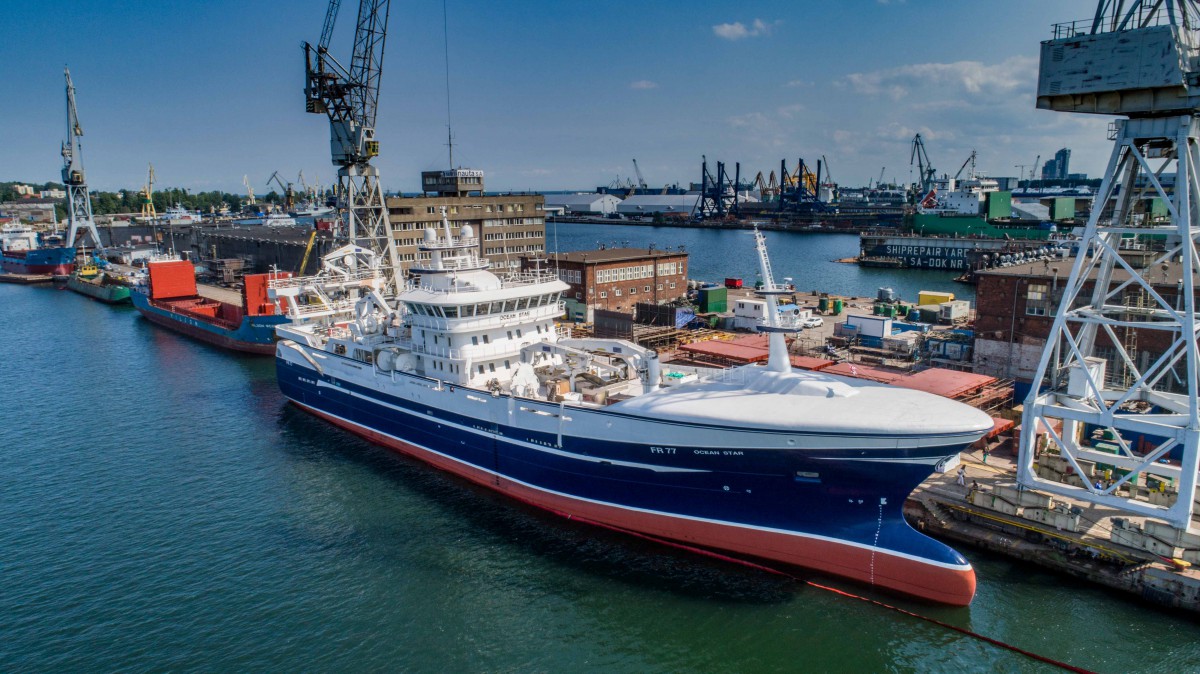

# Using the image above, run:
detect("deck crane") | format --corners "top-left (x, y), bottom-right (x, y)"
top-left (1019, 0), bottom-right (1200, 531)
top-left (953, 149), bottom-right (977, 181)
top-left (243, 175), bottom-right (256, 205)
top-left (61, 68), bottom-right (101, 250)
top-left (909, 134), bottom-right (936, 201)
top-left (304, 0), bottom-right (399, 292)
top-left (632, 159), bottom-right (647, 190)
top-left (140, 164), bottom-right (157, 221)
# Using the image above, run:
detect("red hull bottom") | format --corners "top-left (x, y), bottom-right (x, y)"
top-left (136, 307), bottom-right (277, 355)
top-left (294, 401), bottom-right (976, 606)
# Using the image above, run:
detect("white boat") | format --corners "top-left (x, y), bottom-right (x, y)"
top-left (269, 213), bottom-right (992, 605)
top-left (289, 202), bottom-right (334, 218)
top-left (158, 205), bottom-right (202, 225)
top-left (262, 211), bottom-right (298, 227)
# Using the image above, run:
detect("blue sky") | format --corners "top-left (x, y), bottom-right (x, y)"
top-left (2, 1), bottom-right (1111, 194)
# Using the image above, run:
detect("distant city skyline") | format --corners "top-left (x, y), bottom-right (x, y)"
top-left (3, 1), bottom-right (1112, 195)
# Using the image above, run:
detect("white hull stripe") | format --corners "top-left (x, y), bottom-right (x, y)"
top-left (316, 379), bottom-right (708, 474)
top-left (293, 398), bottom-right (974, 573)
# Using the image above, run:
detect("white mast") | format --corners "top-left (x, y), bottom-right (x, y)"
top-left (752, 227), bottom-right (792, 373)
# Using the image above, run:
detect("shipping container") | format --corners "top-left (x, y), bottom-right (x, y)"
top-left (918, 290), bottom-right (955, 306)
top-left (147, 260), bottom-right (197, 300)
top-left (939, 300), bottom-right (970, 323)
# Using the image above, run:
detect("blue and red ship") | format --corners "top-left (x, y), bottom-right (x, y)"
top-left (132, 259), bottom-right (291, 355)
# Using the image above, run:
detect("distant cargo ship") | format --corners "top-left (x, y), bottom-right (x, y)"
top-left (0, 223), bottom-right (75, 276)
top-left (908, 173), bottom-right (1076, 240)
top-left (132, 259), bottom-right (291, 354)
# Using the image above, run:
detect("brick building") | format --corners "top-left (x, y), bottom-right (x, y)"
top-left (385, 169), bottom-right (545, 276)
top-left (522, 247), bottom-right (688, 320)
top-left (973, 258), bottom-right (1192, 399)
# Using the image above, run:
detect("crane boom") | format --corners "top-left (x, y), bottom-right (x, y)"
top-left (632, 159), bottom-right (647, 189)
top-left (305, 0), bottom-right (398, 292)
top-left (61, 68), bottom-right (101, 250)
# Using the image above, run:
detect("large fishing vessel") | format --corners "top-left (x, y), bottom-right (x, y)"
top-left (133, 258), bottom-right (291, 354)
top-left (271, 214), bottom-right (993, 605)
top-left (0, 223), bottom-right (75, 276)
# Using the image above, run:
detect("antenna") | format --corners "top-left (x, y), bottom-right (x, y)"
top-left (442, 0), bottom-right (454, 168)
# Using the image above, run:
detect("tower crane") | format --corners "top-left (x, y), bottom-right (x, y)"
top-left (1020, 0), bottom-right (1200, 531)
top-left (909, 134), bottom-right (936, 199)
top-left (61, 68), bottom-right (101, 250)
top-left (266, 170), bottom-right (295, 211)
top-left (304, 0), bottom-right (399, 291)
top-left (243, 175), bottom-right (256, 205)
top-left (1031, 154), bottom-right (1041, 181)
top-left (140, 163), bottom-right (157, 221)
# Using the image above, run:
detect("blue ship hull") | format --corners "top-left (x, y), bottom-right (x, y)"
top-left (275, 353), bottom-right (979, 604)
top-left (2, 246), bottom-right (75, 275)
top-left (132, 290), bottom-right (288, 354)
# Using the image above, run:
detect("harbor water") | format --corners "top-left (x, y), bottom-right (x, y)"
top-left (4, 262), bottom-right (1200, 671)
top-left (547, 223), bottom-right (975, 302)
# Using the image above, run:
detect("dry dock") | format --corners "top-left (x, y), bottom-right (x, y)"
top-left (908, 449), bottom-right (1200, 612)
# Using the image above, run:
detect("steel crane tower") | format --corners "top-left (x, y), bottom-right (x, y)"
top-left (140, 164), bottom-right (157, 221)
top-left (61, 68), bottom-right (101, 250)
top-left (909, 134), bottom-right (936, 202)
top-left (1020, 0), bottom-right (1200, 530)
top-left (304, 0), bottom-right (398, 292)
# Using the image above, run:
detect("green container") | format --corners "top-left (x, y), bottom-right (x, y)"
top-left (885, 305), bottom-right (896, 318)
top-left (818, 297), bottom-right (829, 313)
top-left (699, 286), bottom-right (728, 313)
top-left (1051, 197), bottom-right (1075, 221)
top-left (832, 299), bottom-right (844, 315)
top-left (873, 304), bottom-right (882, 315)
top-left (985, 191), bottom-right (1012, 219)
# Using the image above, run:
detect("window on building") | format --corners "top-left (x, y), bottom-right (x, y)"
top-left (614, 289), bottom-right (621, 297)
top-left (599, 291), bottom-right (607, 299)
top-left (657, 284), bottom-right (663, 291)
top-left (629, 287), bottom-right (636, 295)
top-left (472, 336), bottom-right (479, 346)
top-left (483, 334), bottom-right (490, 344)
top-left (644, 285), bottom-right (651, 293)
top-left (489, 363), bottom-right (496, 372)
top-left (1026, 283), bottom-right (1049, 316)
top-left (478, 365), bottom-right (485, 374)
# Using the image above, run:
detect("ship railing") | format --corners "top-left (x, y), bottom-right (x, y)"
top-left (287, 297), bottom-right (360, 318)
top-left (410, 338), bottom-right (544, 361)
top-left (417, 237), bottom-right (480, 250)
top-left (269, 269), bottom-right (380, 289)
top-left (403, 271), bottom-right (559, 295)
top-left (1051, 10), bottom-right (1172, 40)
top-left (404, 303), bottom-right (564, 332)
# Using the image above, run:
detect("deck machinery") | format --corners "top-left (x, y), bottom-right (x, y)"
top-left (1020, 0), bottom-right (1200, 531)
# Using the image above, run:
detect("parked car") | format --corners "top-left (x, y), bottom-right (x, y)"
top-left (801, 316), bottom-right (824, 328)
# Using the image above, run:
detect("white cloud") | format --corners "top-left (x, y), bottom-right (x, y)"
top-left (841, 55), bottom-right (1036, 101)
top-left (713, 18), bottom-right (777, 41)
top-left (783, 79), bottom-right (810, 88)
top-left (630, 80), bottom-right (659, 90)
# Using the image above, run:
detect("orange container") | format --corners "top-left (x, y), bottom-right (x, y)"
top-left (148, 261), bottom-right (197, 299)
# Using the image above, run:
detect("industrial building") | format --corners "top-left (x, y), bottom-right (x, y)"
top-left (615, 194), bottom-right (701, 217)
top-left (385, 169), bottom-right (546, 275)
top-left (544, 193), bottom-right (622, 215)
top-left (521, 247), bottom-right (688, 320)
top-left (972, 258), bottom-right (1191, 400)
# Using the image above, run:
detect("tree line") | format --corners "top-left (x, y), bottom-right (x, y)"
top-left (1, 180), bottom-right (284, 219)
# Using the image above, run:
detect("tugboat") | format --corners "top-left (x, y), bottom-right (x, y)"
top-left (271, 214), bottom-right (993, 605)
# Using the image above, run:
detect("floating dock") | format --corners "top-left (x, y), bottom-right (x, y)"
top-left (0, 272), bottom-right (54, 284)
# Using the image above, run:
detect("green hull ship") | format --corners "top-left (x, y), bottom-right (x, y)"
top-left (908, 212), bottom-right (1056, 240)
top-left (66, 266), bottom-right (132, 304)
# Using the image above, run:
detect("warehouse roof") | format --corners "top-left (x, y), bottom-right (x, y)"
top-left (544, 193), bottom-right (621, 207)
top-left (543, 247), bottom-right (687, 265)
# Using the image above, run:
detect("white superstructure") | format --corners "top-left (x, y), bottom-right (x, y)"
top-left (0, 223), bottom-right (39, 253)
